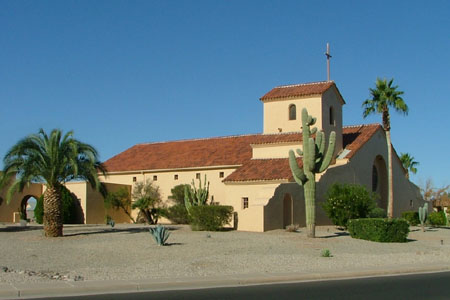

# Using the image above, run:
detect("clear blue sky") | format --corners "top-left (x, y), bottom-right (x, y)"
top-left (1, 0), bottom-right (449, 187)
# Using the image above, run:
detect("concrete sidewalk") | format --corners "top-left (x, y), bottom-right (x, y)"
top-left (2, 264), bottom-right (449, 299)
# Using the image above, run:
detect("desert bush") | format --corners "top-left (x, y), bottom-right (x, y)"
top-left (189, 205), bottom-right (233, 231)
top-left (131, 180), bottom-right (163, 225)
top-left (168, 184), bottom-right (190, 206)
top-left (104, 187), bottom-right (134, 222)
top-left (164, 204), bottom-right (190, 224)
top-left (347, 218), bottom-right (409, 243)
top-left (322, 183), bottom-right (377, 228)
top-left (428, 211), bottom-right (446, 227)
top-left (34, 186), bottom-right (79, 224)
top-left (368, 207), bottom-right (387, 218)
top-left (401, 211), bottom-right (420, 226)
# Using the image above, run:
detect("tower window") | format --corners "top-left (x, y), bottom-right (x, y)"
top-left (132, 176), bottom-right (137, 182)
top-left (329, 106), bottom-right (335, 126)
top-left (153, 175), bottom-right (158, 181)
top-left (196, 173), bottom-right (200, 179)
top-left (174, 174), bottom-right (178, 180)
top-left (289, 104), bottom-right (296, 120)
top-left (219, 172), bottom-right (224, 178)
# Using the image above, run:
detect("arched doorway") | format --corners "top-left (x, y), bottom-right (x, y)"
top-left (372, 156), bottom-right (388, 210)
top-left (283, 194), bottom-right (293, 228)
top-left (20, 195), bottom-right (39, 222)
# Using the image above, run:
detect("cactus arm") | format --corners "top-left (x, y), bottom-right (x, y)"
top-left (306, 138), bottom-right (316, 172)
top-left (318, 131), bottom-right (336, 173)
top-left (310, 127), bottom-right (318, 135)
top-left (296, 149), bottom-right (303, 156)
top-left (289, 150), bottom-right (306, 184)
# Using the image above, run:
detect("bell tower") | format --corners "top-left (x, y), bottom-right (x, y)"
top-left (259, 81), bottom-right (345, 155)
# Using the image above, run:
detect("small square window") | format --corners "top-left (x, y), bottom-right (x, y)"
top-left (219, 172), bottom-right (224, 178)
top-left (196, 173), bottom-right (200, 179)
top-left (242, 197), bottom-right (249, 209)
top-left (153, 175), bottom-right (157, 181)
top-left (174, 174), bottom-right (178, 180)
top-left (132, 176), bottom-right (137, 182)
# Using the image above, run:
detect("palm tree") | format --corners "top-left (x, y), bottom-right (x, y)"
top-left (400, 153), bottom-right (419, 178)
top-left (363, 78), bottom-right (408, 218)
top-left (0, 129), bottom-right (106, 237)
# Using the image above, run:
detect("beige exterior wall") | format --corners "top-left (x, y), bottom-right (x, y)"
top-left (343, 128), bottom-right (423, 216)
top-left (0, 181), bottom-right (43, 223)
top-left (65, 182), bottom-right (132, 224)
top-left (321, 88), bottom-right (343, 155)
top-left (262, 96), bottom-right (322, 134)
top-left (99, 166), bottom-right (239, 219)
top-left (252, 142), bottom-right (301, 159)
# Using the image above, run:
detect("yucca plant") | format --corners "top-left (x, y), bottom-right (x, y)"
top-left (149, 225), bottom-right (170, 246)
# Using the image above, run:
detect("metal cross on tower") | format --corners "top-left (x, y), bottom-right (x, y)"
top-left (325, 43), bottom-right (332, 82)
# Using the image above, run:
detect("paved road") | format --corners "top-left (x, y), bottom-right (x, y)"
top-left (29, 271), bottom-right (450, 300)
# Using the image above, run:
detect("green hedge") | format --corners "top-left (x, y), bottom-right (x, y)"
top-left (347, 218), bottom-right (409, 243)
top-left (429, 211), bottom-right (446, 227)
top-left (164, 204), bottom-right (190, 224)
top-left (401, 211), bottom-right (420, 226)
top-left (189, 205), bottom-right (233, 231)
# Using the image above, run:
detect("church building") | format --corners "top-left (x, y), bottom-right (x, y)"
top-left (0, 81), bottom-right (423, 231)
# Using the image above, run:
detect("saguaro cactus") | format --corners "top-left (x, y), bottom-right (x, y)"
top-left (184, 175), bottom-right (210, 211)
top-left (418, 202), bottom-right (428, 232)
top-left (289, 108), bottom-right (336, 238)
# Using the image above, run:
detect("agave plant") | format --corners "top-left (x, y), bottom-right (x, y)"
top-left (149, 225), bottom-right (170, 246)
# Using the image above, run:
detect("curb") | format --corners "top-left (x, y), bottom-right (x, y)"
top-left (1, 265), bottom-right (450, 299)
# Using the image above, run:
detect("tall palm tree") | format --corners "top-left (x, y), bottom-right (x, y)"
top-left (0, 129), bottom-right (106, 237)
top-left (363, 78), bottom-right (408, 218)
top-left (400, 153), bottom-right (419, 178)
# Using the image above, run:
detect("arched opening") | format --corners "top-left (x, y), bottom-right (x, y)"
top-left (289, 104), bottom-right (296, 120)
top-left (283, 194), bottom-right (293, 228)
top-left (329, 106), bottom-right (335, 126)
top-left (20, 195), bottom-right (39, 222)
top-left (372, 156), bottom-right (388, 210)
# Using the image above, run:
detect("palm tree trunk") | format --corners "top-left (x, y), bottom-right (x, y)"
top-left (43, 186), bottom-right (63, 237)
top-left (386, 130), bottom-right (394, 219)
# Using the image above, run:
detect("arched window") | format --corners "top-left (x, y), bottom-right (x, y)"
top-left (329, 106), bottom-right (335, 125)
top-left (289, 104), bottom-right (296, 120)
top-left (372, 165), bottom-right (378, 192)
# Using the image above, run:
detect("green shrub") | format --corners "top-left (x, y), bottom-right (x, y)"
top-left (347, 218), bottom-right (409, 243)
top-left (368, 207), bottom-right (387, 218)
top-left (322, 183), bottom-right (377, 228)
top-left (401, 211), bottom-right (420, 226)
top-left (164, 204), bottom-right (190, 224)
top-left (189, 205), bottom-right (233, 231)
top-left (429, 211), bottom-right (446, 227)
top-left (34, 186), bottom-right (79, 224)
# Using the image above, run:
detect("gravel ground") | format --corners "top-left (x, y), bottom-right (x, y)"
top-left (0, 223), bottom-right (449, 284)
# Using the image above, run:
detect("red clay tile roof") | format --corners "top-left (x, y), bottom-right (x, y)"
top-left (223, 124), bottom-right (382, 183)
top-left (103, 124), bottom-right (381, 176)
top-left (223, 158), bottom-right (302, 182)
top-left (260, 81), bottom-right (336, 101)
top-left (104, 133), bottom-right (301, 172)
top-left (342, 124), bottom-right (382, 159)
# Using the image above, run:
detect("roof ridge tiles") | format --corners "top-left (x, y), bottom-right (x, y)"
top-left (135, 132), bottom-right (263, 146)
top-left (275, 81), bottom-right (334, 89)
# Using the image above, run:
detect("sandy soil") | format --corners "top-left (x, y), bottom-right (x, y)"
top-left (0, 223), bottom-right (449, 284)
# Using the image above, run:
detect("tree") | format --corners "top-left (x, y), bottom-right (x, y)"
top-left (400, 153), bottom-right (419, 178)
top-left (168, 184), bottom-right (190, 206)
top-left (363, 78), bottom-right (408, 218)
top-left (131, 180), bottom-right (163, 224)
top-left (104, 187), bottom-right (135, 223)
top-left (0, 129), bottom-right (106, 237)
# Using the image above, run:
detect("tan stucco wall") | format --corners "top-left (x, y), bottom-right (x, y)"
top-left (65, 182), bottom-right (132, 224)
top-left (0, 180), bottom-right (43, 223)
top-left (252, 142), bottom-right (301, 159)
top-left (343, 128), bottom-right (423, 216)
top-left (101, 167), bottom-right (237, 204)
top-left (322, 88), bottom-right (343, 155)
top-left (263, 96), bottom-right (322, 134)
